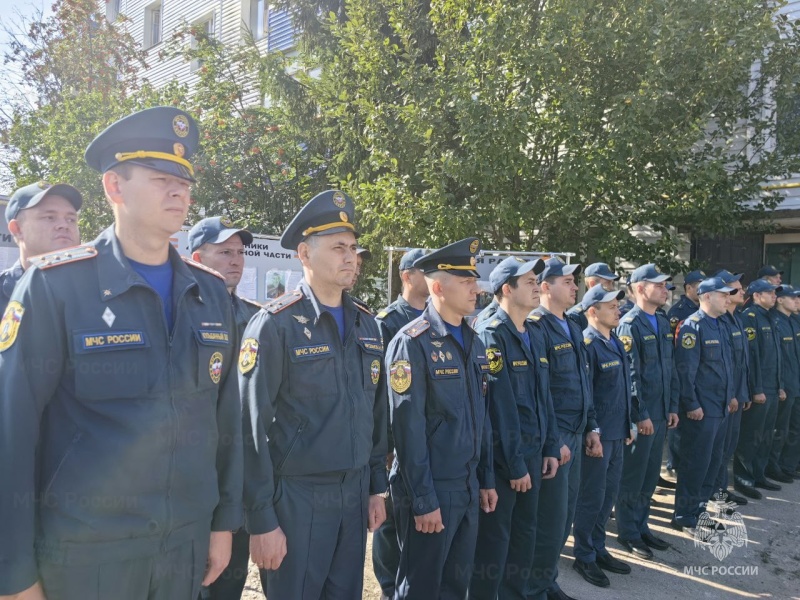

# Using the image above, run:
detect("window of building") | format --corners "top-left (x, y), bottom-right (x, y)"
top-left (191, 14), bottom-right (216, 71)
top-left (250, 0), bottom-right (268, 40)
top-left (106, 0), bottom-right (121, 22)
top-left (144, 1), bottom-right (162, 48)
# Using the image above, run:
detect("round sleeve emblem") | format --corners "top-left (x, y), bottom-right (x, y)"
top-left (618, 335), bottom-right (633, 353)
top-left (239, 338), bottom-right (259, 374)
top-left (370, 359), bottom-right (380, 385)
top-left (745, 327), bottom-right (756, 341)
top-left (0, 301), bottom-right (25, 353)
top-left (486, 347), bottom-right (503, 374)
top-left (389, 360), bottom-right (412, 393)
top-left (209, 352), bottom-right (224, 384)
top-left (681, 332), bottom-right (696, 349)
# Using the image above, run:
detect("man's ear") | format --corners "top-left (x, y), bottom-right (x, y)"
top-left (102, 170), bottom-right (125, 207)
top-left (191, 251), bottom-right (202, 263)
top-left (7, 219), bottom-right (22, 241)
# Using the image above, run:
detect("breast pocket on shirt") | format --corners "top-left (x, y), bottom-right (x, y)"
top-left (550, 342), bottom-right (575, 373)
top-left (72, 330), bottom-right (150, 400)
top-left (639, 335), bottom-right (659, 364)
top-left (287, 342), bottom-right (337, 397)
top-left (357, 337), bottom-right (384, 394)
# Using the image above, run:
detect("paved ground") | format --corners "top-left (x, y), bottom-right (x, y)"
top-left (242, 472), bottom-right (800, 599)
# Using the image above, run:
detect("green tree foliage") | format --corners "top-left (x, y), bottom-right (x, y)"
top-left (265, 0), bottom-right (800, 273)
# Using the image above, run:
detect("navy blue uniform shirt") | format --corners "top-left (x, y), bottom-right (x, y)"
top-left (583, 326), bottom-right (633, 441)
top-left (720, 311), bottom-right (750, 404)
top-left (239, 280), bottom-right (388, 534)
top-left (771, 309), bottom-right (800, 397)
top-left (667, 295), bottom-right (699, 334)
top-left (0, 260), bottom-right (24, 314)
top-left (741, 305), bottom-right (783, 396)
top-left (0, 228), bottom-right (243, 595)
top-left (386, 303), bottom-right (494, 515)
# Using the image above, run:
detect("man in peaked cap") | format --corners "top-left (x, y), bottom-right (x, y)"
top-left (385, 237), bottom-right (496, 599)
top-left (757, 265), bottom-right (783, 286)
top-left (1, 181), bottom-right (82, 313)
top-left (615, 264), bottom-right (678, 561)
top-left (734, 279), bottom-right (785, 500)
top-left (372, 247), bottom-right (430, 600)
top-left (566, 262), bottom-right (620, 331)
top-left (188, 216), bottom-right (260, 600)
top-left (528, 257), bottom-right (601, 600)
top-left (470, 257), bottom-right (560, 599)
top-left (671, 278), bottom-right (737, 538)
top-left (239, 190), bottom-right (388, 599)
top-left (0, 107), bottom-right (243, 599)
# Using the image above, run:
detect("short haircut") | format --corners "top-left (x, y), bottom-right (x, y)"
top-left (495, 275), bottom-right (520, 299)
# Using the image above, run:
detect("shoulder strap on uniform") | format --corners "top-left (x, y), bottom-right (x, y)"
top-left (352, 296), bottom-right (374, 315)
top-left (241, 297), bottom-right (264, 310)
top-left (29, 244), bottom-right (98, 270)
top-left (266, 290), bottom-right (304, 314)
top-left (527, 314), bottom-right (542, 322)
top-left (583, 337), bottom-right (593, 345)
top-left (620, 316), bottom-right (634, 324)
top-left (181, 256), bottom-right (225, 281)
top-left (405, 319), bottom-right (430, 338)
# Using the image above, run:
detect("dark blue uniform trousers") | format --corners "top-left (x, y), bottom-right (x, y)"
top-left (573, 439), bottom-right (624, 563)
top-left (735, 395), bottom-right (778, 485)
top-left (667, 427), bottom-right (681, 471)
top-left (674, 415), bottom-right (727, 527)
top-left (204, 528), bottom-right (249, 600)
top-left (769, 396), bottom-right (797, 474)
top-left (470, 454), bottom-right (544, 599)
top-left (260, 467), bottom-right (369, 600)
top-left (616, 419), bottom-right (667, 543)
top-left (40, 523), bottom-right (210, 600)
top-left (392, 480), bottom-right (479, 600)
top-left (372, 491), bottom-right (400, 596)
top-left (779, 397), bottom-right (800, 472)
top-left (714, 408), bottom-right (742, 493)
top-left (528, 431), bottom-right (582, 599)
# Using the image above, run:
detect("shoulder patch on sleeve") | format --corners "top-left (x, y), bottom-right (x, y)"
top-left (0, 300), bottom-right (25, 352)
top-left (486, 347), bottom-right (503, 373)
top-left (266, 290), bottom-right (304, 314)
top-left (681, 332), bottom-right (696, 349)
top-left (745, 327), bottom-right (756, 341)
top-left (404, 320), bottom-right (430, 338)
top-left (29, 245), bottom-right (97, 270)
top-left (238, 338), bottom-right (259, 374)
top-left (618, 334), bottom-right (633, 353)
top-left (181, 256), bottom-right (225, 280)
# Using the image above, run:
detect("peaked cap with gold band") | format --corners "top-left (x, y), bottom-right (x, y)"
top-left (280, 189), bottom-right (359, 250)
top-left (413, 237), bottom-right (481, 278)
top-left (84, 106), bottom-right (200, 182)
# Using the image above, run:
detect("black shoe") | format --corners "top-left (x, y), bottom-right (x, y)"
top-left (734, 482), bottom-right (762, 499)
top-left (765, 469), bottom-right (793, 483)
top-left (573, 559), bottom-right (610, 588)
top-left (618, 538), bottom-right (654, 560)
top-left (754, 478), bottom-right (781, 491)
top-left (546, 588), bottom-right (577, 600)
top-left (724, 489), bottom-right (748, 506)
top-left (596, 552), bottom-right (631, 574)
top-left (642, 532), bottom-right (670, 551)
top-left (781, 468), bottom-right (797, 480)
top-left (657, 475), bottom-right (676, 489)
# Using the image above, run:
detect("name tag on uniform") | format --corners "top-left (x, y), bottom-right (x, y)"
top-left (732, 331), bottom-right (742, 337)
top-left (293, 344), bottom-right (332, 358)
top-left (761, 326), bottom-right (771, 331)
top-left (511, 359), bottom-right (528, 367)
top-left (642, 334), bottom-right (656, 341)
top-left (600, 360), bottom-right (621, 369)
top-left (553, 342), bottom-right (572, 351)
top-left (197, 329), bottom-right (230, 345)
top-left (704, 339), bottom-right (719, 345)
top-left (434, 367), bottom-right (460, 377)
top-left (77, 331), bottom-right (148, 352)
top-left (783, 337), bottom-right (793, 342)
top-left (358, 337), bottom-right (383, 352)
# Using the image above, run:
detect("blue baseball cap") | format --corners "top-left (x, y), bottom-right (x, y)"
top-left (585, 262), bottom-right (619, 281)
top-left (713, 269), bottom-right (743, 284)
top-left (538, 257), bottom-right (582, 283)
top-left (581, 284), bottom-right (625, 310)
top-left (757, 265), bottom-right (783, 278)
top-left (630, 264), bottom-right (672, 284)
top-left (747, 279), bottom-right (778, 294)
top-left (6, 181), bottom-right (83, 222)
top-left (399, 248), bottom-right (427, 271)
top-left (683, 270), bottom-right (707, 285)
top-left (697, 277), bottom-right (735, 296)
top-left (489, 257), bottom-right (545, 294)
top-left (85, 106), bottom-right (199, 182)
top-left (776, 284), bottom-right (799, 298)
top-left (188, 217), bottom-right (253, 252)
top-left (280, 190), bottom-right (358, 250)
top-left (414, 237), bottom-right (481, 278)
